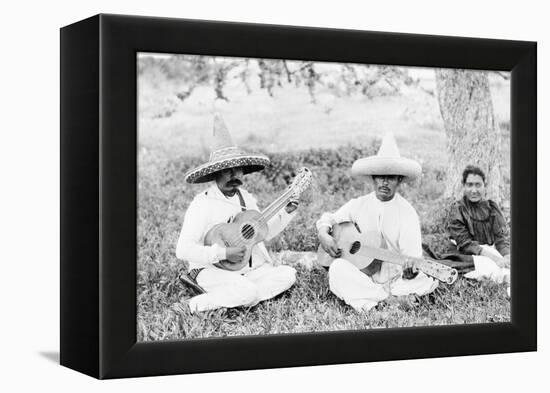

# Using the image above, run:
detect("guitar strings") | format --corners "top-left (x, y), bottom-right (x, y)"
top-left (224, 176), bottom-right (301, 246)
top-left (221, 188), bottom-right (293, 247)
top-left (226, 188), bottom-right (295, 246)
top-left (220, 170), bottom-right (310, 256)
top-left (225, 175), bottom-right (307, 246)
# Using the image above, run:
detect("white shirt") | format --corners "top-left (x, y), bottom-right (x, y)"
top-left (316, 192), bottom-right (422, 281)
top-left (176, 184), bottom-right (296, 272)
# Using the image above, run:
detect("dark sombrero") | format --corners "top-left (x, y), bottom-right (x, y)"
top-left (185, 113), bottom-right (270, 184)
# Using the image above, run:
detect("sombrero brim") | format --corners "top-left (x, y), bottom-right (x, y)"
top-left (351, 157), bottom-right (421, 180)
top-left (185, 154), bottom-right (270, 184)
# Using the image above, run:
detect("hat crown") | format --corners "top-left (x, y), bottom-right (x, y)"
top-left (211, 113), bottom-right (236, 151)
top-left (184, 113), bottom-right (270, 183)
top-left (377, 132), bottom-right (401, 157)
top-left (350, 132), bottom-right (421, 180)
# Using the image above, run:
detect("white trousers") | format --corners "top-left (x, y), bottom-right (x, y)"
top-left (188, 264), bottom-right (296, 313)
top-left (328, 258), bottom-right (439, 312)
top-left (465, 245), bottom-right (511, 296)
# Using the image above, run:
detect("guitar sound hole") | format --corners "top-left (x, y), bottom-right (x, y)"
top-left (350, 241), bottom-right (361, 254)
top-left (241, 224), bottom-right (255, 239)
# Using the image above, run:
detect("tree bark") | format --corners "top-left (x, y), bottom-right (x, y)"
top-left (435, 69), bottom-right (502, 203)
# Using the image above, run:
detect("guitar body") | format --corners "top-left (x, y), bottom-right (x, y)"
top-left (204, 167), bottom-right (312, 272)
top-left (317, 222), bottom-right (381, 270)
top-left (204, 209), bottom-right (269, 271)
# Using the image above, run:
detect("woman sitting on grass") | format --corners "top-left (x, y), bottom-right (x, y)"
top-left (444, 165), bottom-right (510, 293)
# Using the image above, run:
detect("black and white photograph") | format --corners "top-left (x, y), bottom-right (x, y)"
top-left (137, 54), bottom-right (512, 341)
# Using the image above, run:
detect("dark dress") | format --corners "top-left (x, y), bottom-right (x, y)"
top-left (447, 196), bottom-right (510, 257)
top-left (423, 196), bottom-right (510, 274)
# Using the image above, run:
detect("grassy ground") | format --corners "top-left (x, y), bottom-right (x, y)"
top-left (138, 262), bottom-right (510, 341)
top-left (137, 144), bottom-right (511, 342)
top-left (137, 60), bottom-right (511, 341)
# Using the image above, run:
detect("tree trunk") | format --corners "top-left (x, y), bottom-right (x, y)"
top-left (435, 69), bottom-right (502, 203)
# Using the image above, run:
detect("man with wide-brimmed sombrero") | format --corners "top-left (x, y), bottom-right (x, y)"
top-left (176, 114), bottom-right (298, 313)
top-left (316, 133), bottom-right (438, 312)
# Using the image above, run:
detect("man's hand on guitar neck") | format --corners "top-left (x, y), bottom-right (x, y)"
top-left (402, 258), bottom-right (419, 280)
top-left (285, 198), bottom-right (300, 214)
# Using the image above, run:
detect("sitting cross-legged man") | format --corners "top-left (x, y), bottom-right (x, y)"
top-left (317, 133), bottom-right (438, 312)
top-left (176, 114), bottom-right (299, 313)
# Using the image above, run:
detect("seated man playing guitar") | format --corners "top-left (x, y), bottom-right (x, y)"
top-left (317, 133), bottom-right (439, 312)
top-left (176, 114), bottom-right (305, 313)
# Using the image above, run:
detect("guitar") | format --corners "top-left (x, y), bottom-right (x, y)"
top-left (204, 167), bottom-right (312, 271)
top-left (317, 222), bottom-right (458, 284)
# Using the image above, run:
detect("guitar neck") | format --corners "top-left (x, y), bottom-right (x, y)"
top-left (356, 245), bottom-right (415, 267)
top-left (260, 187), bottom-right (294, 222)
top-left (355, 244), bottom-right (457, 284)
top-left (259, 167), bottom-right (311, 223)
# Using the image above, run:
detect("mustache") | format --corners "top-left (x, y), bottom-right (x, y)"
top-left (226, 179), bottom-right (243, 187)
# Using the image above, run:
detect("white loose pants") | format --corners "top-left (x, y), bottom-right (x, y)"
top-left (188, 264), bottom-right (296, 313)
top-left (328, 258), bottom-right (438, 312)
top-left (465, 245), bottom-right (511, 296)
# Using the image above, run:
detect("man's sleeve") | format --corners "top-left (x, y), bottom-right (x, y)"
top-left (446, 202), bottom-right (483, 255)
top-left (491, 202), bottom-right (511, 256)
top-left (175, 198), bottom-right (226, 268)
top-left (265, 210), bottom-right (297, 241)
top-left (315, 198), bottom-right (359, 232)
top-left (399, 206), bottom-right (423, 258)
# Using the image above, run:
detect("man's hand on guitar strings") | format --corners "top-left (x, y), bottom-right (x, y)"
top-left (226, 246), bottom-right (247, 264)
top-left (319, 233), bottom-right (342, 258)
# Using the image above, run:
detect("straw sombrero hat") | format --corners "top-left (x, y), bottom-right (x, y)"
top-left (351, 133), bottom-right (421, 180)
top-left (185, 114), bottom-right (270, 184)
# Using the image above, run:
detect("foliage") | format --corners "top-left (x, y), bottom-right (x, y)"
top-left (138, 54), bottom-right (420, 105)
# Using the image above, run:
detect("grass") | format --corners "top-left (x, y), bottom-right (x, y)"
top-left (138, 263), bottom-right (510, 341)
top-left (137, 62), bottom-right (511, 341)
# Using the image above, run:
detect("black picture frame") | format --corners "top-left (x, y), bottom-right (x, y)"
top-left (60, 13), bottom-right (536, 379)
